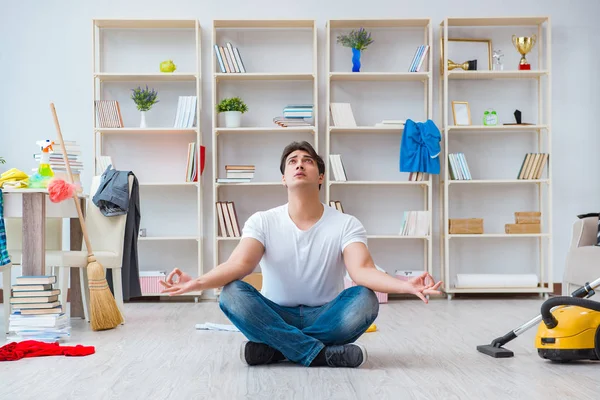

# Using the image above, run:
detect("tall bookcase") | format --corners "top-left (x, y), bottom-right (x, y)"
top-left (325, 19), bottom-right (434, 282)
top-left (211, 20), bottom-right (318, 294)
top-left (92, 19), bottom-right (204, 296)
top-left (439, 17), bottom-right (552, 299)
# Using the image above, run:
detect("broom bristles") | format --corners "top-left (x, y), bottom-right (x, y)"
top-left (86, 255), bottom-right (124, 331)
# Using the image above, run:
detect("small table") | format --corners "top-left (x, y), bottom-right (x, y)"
top-left (2, 188), bottom-right (88, 318)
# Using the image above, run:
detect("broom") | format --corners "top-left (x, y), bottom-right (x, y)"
top-left (49, 102), bottom-right (123, 330)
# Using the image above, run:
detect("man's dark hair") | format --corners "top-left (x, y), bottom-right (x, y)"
top-left (280, 141), bottom-right (325, 189)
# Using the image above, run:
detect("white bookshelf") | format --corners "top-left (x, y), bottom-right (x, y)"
top-left (440, 16), bottom-right (552, 298)
top-left (325, 19), bottom-right (434, 283)
top-left (92, 19), bottom-right (204, 296)
top-left (211, 19), bottom-right (318, 295)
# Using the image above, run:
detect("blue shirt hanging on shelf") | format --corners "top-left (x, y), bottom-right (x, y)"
top-left (400, 119), bottom-right (441, 174)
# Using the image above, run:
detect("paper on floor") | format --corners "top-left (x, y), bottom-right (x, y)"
top-left (195, 323), bottom-right (240, 332)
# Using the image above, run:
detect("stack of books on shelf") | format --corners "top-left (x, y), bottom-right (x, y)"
top-left (174, 96), bottom-right (198, 128)
top-left (214, 43), bottom-right (246, 73)
top-left (329, 154), bottom-right (347, 182)
top-left (273, 104), bottom-right (314, 127)
top-left (185, 142), bottom-right (201, 182)
top-left (8, 275), bottom-right (70, 343)
top-left (216, 165), bottom-right (255, 183)
top-left (408, 172), bottom-right (428, 181)
top-left (328, 200), bottom-right (344, 213)
top-left (34, 140), bottom-right (84, 185)
top-left (330, 103), bottom-right (357, 127)
top-left (94, 100), bottom-right (124, 128)
top-left (399, 211), bottom-right (430, 236)
top-left (517, 153), bottom-right (548, 180)
top-left (408, 45), bottom-right (430, 72)
top-left (374, 120), bottom-right (405, 129)
top-left (216, 201), bottom-right (241, 237)
top-left (448, 153), bottom-right (472, 180)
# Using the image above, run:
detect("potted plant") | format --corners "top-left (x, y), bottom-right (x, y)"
top-left (131, 85), bottom-right (159, 128)
top-left (217, 97), bottom-right (248, 128)
top-left (336, 28), bottom-right (374, 72)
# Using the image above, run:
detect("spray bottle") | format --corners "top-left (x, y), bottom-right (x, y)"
top-left (29, 140), bottom-right (55, 188)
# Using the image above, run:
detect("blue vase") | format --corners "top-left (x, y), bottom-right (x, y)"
top-left (352, 48), bottom-right (361, 72)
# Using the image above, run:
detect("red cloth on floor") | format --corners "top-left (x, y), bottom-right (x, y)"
top-left (0, 340), bottom-right (95, 361)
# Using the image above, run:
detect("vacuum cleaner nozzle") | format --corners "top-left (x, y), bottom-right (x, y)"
top-left (476, 344), bottom-right (514, 358)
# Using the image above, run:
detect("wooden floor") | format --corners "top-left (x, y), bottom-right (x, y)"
top-left (2, 298), bottom-right (599, 399)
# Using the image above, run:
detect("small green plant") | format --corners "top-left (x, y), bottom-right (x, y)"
top-left (130, 85), bottom-right (159, 111)
top-left (337, 28), bottom-right (374, 51)
top-left (0, 157), bottom-right (5, 164)
top-left (217, 97), bottom-right (248, 113)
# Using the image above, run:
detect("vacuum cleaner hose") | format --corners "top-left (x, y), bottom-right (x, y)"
top-left (541, 296), bottom-right (600, 328)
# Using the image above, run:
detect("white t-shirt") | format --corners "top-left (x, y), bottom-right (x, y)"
top-left (241, 203), bottom-right (368, 307)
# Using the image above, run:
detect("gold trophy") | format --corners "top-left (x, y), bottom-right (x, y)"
top-left (512, 34), bottom-right (536, 70)
top-left (448, 59), bottom-right (477, 71)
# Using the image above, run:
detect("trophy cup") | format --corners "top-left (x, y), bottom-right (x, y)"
top-left (512, 34), bottom-right (537, 70)
top-left (448, 59), bottom-right (477, 71)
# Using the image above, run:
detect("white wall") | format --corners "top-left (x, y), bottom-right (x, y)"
top-left (1, 0), bottom-right (599, 291)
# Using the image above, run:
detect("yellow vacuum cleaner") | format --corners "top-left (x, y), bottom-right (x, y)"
top-left (478, 277), bottom-right (600, 361)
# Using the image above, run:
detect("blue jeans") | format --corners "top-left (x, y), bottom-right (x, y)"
top-left (219, 280), bottom-right (379, 366)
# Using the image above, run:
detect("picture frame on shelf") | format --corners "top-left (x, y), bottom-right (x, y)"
top-left (452, 101), bottom-right (471, 125)
top-left (441, 37), bottom-right (493, 73)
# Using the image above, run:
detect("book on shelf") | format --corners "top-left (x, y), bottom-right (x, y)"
top-left (273, 104), bottom-right (314, 127)
top-left (216, 165), bottom-right (255, 183)
top-left (214, 43), bottom-right (246, 73)
top-left (185, 142), bottom-right (201, 182)
top-left (8, 275), bottom-right (70, 343)
top-left (216, 201), bottom-right (241, 237)
top-left (408, 45), bottom-right (429, 72)
top-left (174, 96), bottom-right (197, 128)
top-left (225, 165), bottom-right (255, 180)
top-left (408, 172), bottom-right (428, 181)
top-left (517, 153), bottom-right (548, 180)
top-left (330, 103), bottom-right (357, 127)
top-left (329, 154), bottom-right (347, 182)
top-left (399, 211), bottom-right (430, 236)
top-left (448, 153), bottom-right (472, 180)
top-left (375, 119), bottom-right (406, 128)
top-left (96, 155), bottom-right (114, 174)
top-left (273, 117), bottom-right (313, 127)
top-left (95, 100), bottom-right (124, 128)
top-left (329, 200), bottom-right (344, 213)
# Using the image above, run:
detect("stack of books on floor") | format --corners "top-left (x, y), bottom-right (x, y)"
top-left (216, 165), bottom-right (255, 183)
top-left (8, 275), bottom-right (70, 343)
top-left (399, 211), bottom-right (430, 236)
top-left (33, 140), bottom-right (84, 185)
top-left (273, 104), bottom-right (314, 127)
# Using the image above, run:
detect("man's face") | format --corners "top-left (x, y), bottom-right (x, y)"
top-left (282, 150), bottom-right (323, 189)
